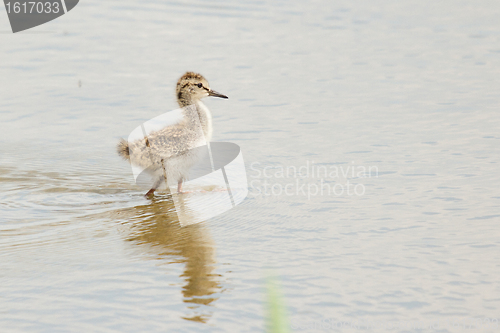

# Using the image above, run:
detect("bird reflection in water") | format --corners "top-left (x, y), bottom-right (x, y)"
top-left (123, 195), bottom-right (221, 323)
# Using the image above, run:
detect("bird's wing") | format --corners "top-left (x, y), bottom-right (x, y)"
top-left (128, 120), bottom-right (204, 164)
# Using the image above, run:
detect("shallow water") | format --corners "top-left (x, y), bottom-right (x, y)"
top-left (1, 0), bottom-right (500, 332)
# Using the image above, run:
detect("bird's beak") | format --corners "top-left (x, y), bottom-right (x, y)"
top-left (208, 90), bottom-right (228, 99)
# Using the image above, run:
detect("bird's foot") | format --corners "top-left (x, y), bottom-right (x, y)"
top-left (212, 188), bottom-right (229, 192)
top-left (176, 190), bottom-right (195, 194)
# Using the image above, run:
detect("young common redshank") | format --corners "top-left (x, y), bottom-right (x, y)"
top-left (117, 72), bottom-right (228, 197)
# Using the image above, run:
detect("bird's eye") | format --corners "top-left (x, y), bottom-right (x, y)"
top-left (197, 83), bottom-right (203, 88)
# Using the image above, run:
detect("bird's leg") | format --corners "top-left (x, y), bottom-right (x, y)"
top-left (145, 176), bottom-right (164, 198)
top-left (145, 188), bottom-right (155, 198)
top-left (177, 180), bottom-right (183, 193)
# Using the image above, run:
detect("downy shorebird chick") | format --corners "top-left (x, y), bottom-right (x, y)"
top-left (117, 72), bottom-right (228, 197)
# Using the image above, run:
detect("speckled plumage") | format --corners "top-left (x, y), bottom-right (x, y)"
top-left (117, 72), bottom-right (228, 196)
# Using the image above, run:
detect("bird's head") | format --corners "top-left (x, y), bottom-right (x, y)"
top-left (176, 72), bottom-right (228, 107)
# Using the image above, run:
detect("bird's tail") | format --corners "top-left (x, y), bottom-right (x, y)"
top-left (117, 139), bottom-right (130, 161)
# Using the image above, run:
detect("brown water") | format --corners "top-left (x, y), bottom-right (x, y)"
top-left (1, 1), bottom-right (500, 332)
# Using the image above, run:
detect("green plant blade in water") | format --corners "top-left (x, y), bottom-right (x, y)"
top-left (266, 275), bottom-right (289, 333)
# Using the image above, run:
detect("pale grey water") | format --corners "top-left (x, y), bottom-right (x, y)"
top-left (1, 1), bottom-right (500, 332)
